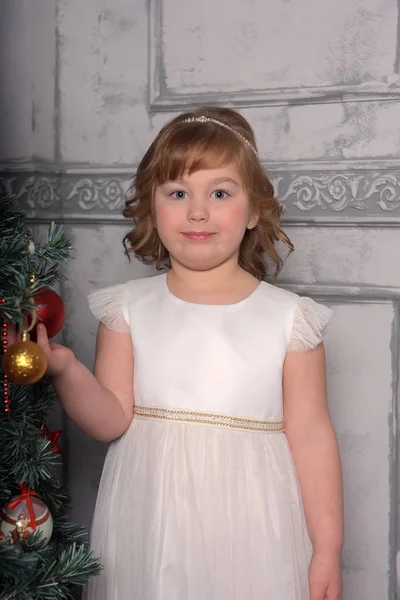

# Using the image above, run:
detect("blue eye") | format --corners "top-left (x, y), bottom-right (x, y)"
top-left (171, 190), bottom-right (188, 200)
top-left (211, 190), bottom-right (229, 200)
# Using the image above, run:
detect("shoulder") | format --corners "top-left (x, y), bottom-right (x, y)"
top-left (125, 273), bottom-right (165, 295)
top-left (256, 282), bottom-right (333, 351)
top-left (88, 274), bottom-right (165, 331)
top-left (87, 282), bottom-right (130, 332)
top-left (253, 282), bottom-right (299, 341)
top-left (257, 281), bottom-right (299, 311)
top-left (125, 273), bottom-right (166, 307)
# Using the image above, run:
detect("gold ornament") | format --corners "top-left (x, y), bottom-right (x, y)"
top-left (2, 331), bottom-right (47, 385)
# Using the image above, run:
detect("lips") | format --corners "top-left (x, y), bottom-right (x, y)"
top-left (182, 232), bottom-right (215, 241)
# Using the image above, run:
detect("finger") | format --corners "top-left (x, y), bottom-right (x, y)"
top-left (49, 342), bottom-right (65, 351)
top-left (35, 323), bottom-right (53, 356)
top-left (310, 583), bottom-right (327, 600)
top-left (326, 587), bottom-right (342, 600)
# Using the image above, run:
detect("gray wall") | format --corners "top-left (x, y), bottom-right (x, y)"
top-left (1, 1), bottom-right (400, 598)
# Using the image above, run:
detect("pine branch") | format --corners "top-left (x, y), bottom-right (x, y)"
top-left (0, 194), bottom-right (100, 594)
top-left (0, 196), bottom-right (72, 323)
top-left (0, 541), bottom-right (101, 600)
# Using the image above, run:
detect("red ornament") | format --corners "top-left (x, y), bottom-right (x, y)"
top-left (40, 425), bottom-right (62, 453)
top-left (32, 288), bottom-right (65, 339)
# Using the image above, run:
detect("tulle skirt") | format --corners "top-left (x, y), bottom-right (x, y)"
top-left (86, 415), bottom-right (312, 600)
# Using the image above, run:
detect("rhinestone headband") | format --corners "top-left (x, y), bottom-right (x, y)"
top-left (183, 116), bottom-right (258, 156)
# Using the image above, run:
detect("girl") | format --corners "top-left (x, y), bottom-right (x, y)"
top-left (36, 107), bottom-right (343, 599)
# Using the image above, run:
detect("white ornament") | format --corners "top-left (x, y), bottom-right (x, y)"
top-left (0, 495), bottom-right (53, 545)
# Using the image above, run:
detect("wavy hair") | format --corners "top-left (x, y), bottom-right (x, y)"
top-left (123, 106), bottom-right (293, 280)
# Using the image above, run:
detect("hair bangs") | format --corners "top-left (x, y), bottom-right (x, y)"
top-left (154, 125), bottom-right (244, 184)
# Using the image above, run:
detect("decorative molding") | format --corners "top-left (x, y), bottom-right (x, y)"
top-left (148, 0), bottom-right (400, 111)
top-left (272, 171), bottom-right (400, 217)
top-left (280, 283), bottom-right (400, 301)
top-left (1, 164), bottom-right (400, 225)
top-left (0, 172), bottom-right (129, 222)
top-left (149, 86), bottom-right (400, 113)
top-left (65, 177), bottom-right (127, 212)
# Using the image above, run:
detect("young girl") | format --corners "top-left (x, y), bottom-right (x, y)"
top-left (37, 107), bottom-right (343, 599)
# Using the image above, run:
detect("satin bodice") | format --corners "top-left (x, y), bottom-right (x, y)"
top-left (124, 275), bottom-right (297, 421)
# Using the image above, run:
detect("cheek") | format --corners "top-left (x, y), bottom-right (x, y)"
top-left (222, 204), bottom-right (250, 231)
top-left (155, 202), bottom-right (171, 225)
top-left (154, 203), bottom-right (181, 237)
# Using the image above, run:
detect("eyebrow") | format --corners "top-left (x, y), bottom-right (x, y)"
top-left (165, 177), bottom-right (240, 187)
top-left (210, 177), bottom-right (240, 187)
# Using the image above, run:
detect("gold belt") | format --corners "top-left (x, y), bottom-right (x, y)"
top-left (133, 405), bottom-right (285, 433)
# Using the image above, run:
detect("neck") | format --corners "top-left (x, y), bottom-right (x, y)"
top-left (168, 256), bottom-right (244, 291)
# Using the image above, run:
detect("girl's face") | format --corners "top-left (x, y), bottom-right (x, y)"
top-left (153, 162), bottom-right (257, 271)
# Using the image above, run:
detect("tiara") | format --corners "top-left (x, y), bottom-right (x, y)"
top-left (183, 116), bottom-right (258, 156)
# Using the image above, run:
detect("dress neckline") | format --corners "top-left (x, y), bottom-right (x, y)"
top-left (162, 273), bottom-right (263, 308)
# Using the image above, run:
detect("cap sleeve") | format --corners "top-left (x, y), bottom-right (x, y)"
top-left (288, 297), bottom-right (333, 352)
top-left (87, 284), bottom-right (129, 332)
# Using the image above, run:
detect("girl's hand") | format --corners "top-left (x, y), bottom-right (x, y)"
top-left (35, 323), bottom-right (76, 377)
top-left (7, 321), bottom-right (76, 378)
top-left (309, 551), bottom-right (343, 600)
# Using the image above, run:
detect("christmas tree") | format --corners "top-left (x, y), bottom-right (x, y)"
top-left (0, 194), bottom-right (100, 599)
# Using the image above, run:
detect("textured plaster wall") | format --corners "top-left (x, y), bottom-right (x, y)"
top-left (1, 1), bottom-right (400, 597)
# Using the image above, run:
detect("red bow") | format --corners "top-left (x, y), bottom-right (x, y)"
top-left (8, 483), bottom-right (41, 529)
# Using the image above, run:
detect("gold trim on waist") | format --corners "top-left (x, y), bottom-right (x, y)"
top-left (133, 405), bottom-right (285, 433)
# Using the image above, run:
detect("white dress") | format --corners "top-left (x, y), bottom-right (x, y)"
top-left (86, 273), bottom-right (332, 600)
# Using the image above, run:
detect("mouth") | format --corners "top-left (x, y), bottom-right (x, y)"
top-left (182, 232), bottom-right (216, 241)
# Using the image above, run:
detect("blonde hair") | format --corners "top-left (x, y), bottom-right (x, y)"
top-left (123, 106), bottom-right (293, 280)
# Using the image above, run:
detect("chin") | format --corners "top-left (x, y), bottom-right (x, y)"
top-left (177, 255), bottom-right (229, 272)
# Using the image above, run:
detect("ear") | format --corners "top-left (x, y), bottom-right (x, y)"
top-left (247, 213), bottom-right (259, 229)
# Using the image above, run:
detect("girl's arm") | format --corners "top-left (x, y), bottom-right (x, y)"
top-left (283, 343), bottom-right (343, 592)
top-left (38, 322), bottom-right (134, 442)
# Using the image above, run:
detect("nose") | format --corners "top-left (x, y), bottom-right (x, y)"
top-left (187, 195), bottom-right (209, 222)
